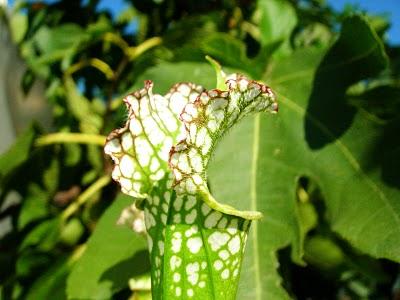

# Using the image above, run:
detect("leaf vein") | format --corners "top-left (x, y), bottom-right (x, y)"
top-left (251, 114), bottom-right (262, 300)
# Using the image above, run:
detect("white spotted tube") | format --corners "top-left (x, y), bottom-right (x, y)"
top-left (104, 66), bottom-right (277, 299)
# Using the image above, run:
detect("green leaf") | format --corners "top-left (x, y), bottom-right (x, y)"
top-left (64, 76), bottom-right (103, 133)
top-left (348, 85), bottom-right (400, 120)
top-left (67, 194), bottom-right (149, 300)
top-left (304, 15), bottom-right (388, 149)
top-left (0, 124), bottom-right (39, 183)
top-left (256, 0), bottom-right (297, 54)
top-left (63, 143), bottom-right (82, 167)
top-left (20, 218), bottom-right (61, 251)
top-left (9, 12), bottom-right (28, 44)
top-left (59, 218), bottom-right (85, 247)
top-left (293, 23), bottom-right (333, 49)
top-left (16, 249), bottom-right (52, 278)
top-left (132, 62), bottom-right (217, 94)
top-left (208, 15), bottom-right (397, 299)
top-left (202, 34), bottom-right (254, 76)
top-left (18, 184), bottom-right (49, 230)
top-left (21, 69), bottom-right (36, 95)
top-left (304, 236), bottom-right (345, 271)
top-left (42, 156), bottom-right (60, 194)
top-left (32, 24), bottom-right (88, 64)
top-left (205, 55), bottom-right (227, 90)
top-left (87, 15), bottom-right (113, 38)
top-left (208, 114), bottom-right (299, 299)
top-left (25, 255), bottom-right (71, 300)
top-left (201, 33), bottom-right (279, 79)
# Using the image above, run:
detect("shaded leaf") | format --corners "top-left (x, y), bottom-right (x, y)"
top-left (305, 15), bottom-right (388, 149)
top-left (18, 184), bottom-right (49, 230)
top-left (25, 255), bottom-right (71, 300)
top-left (20, 218), bottom-right (60, 251)
top-left (0, 124), bottom-right (39, 183)
top-left (304, 236), bottom-right (345, 270)
top-left (348, 85), bottom-right (400, 120)
top-left (16, 250), bottom-right (51, 278)
top-left (21, 69), bottom-right (36, 95)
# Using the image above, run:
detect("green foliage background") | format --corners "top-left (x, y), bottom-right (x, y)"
top-left (1, 0), bottom-right (400, 299)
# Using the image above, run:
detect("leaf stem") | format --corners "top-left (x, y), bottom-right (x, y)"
top-left (198, 187), bottom-right (262, 220)
top-left (69, 244), bottom-right (87, 265)
top-left (102, 32), bottom-right (131, 53)
top-left (128, 37), bottom-right (162, 60)
top-left (205, 55), bottom-right (227, 90)
top-left (61, 175), bottom-right (111, 221)
top-left (251, 114), bottom-right (261, 300)
top-left (102, 33), bottom-right (162, 61)
top-left (35, 133), bottom-right (106, 147)
top-left (65, 58), bottom-right (115, 80)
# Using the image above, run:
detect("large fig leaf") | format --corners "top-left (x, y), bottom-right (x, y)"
top-left (208, 15), bottom-right (398, 300)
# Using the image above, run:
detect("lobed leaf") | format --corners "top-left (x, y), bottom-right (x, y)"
top-left (208, 15), bottom-right (399, 299)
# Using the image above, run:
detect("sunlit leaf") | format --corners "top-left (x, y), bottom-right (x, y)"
top-left (9, 12), bottom-right (28, 44)
top-left (67, 194), bottom-right (148, 299)
top-left (256, 0), bottom-right (297, 55)
top-left (209, 15), bottom-right (398, 299)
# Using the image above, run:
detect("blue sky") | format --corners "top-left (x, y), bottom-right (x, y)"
top-left (329, 0), bottom-right (400, 44)
top-left (7, 0), bottom-right (400, 44)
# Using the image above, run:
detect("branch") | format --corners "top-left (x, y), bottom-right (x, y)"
top-left (35, 133), bottom-right (106, 147)
top-left (61, 175), bottom-right (111, 221)
top-left (65, 58), bottom-right (114, 80)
